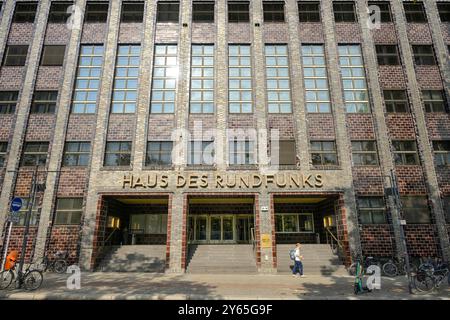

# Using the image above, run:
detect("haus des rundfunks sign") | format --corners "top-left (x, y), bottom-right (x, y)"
top-left (121, 173), bottom-right (324, 189)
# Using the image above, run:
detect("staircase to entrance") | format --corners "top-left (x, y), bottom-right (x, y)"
top-left (277, 244), bottom-right (347, 276)
top-left (186, 244), bottom-right (257, 274)
top-left (97, 245), bottom-right (166, 272)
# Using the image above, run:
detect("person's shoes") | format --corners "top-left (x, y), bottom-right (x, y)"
top-left (300, 275), bottom-right (306, 278)
top-left (292, 274), bottom-right (299, 278)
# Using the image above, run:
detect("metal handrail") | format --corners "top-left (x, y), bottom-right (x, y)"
top-left (325, 227), bottom-right (343, 249)
top-left (250, 227), bottom-right (256, 254)
top-left (92, 227), bottom-right (119, 268)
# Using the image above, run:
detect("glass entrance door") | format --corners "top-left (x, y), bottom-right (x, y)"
top-left (236, 215), bottom-right (254, 243)
top-left (189, 215), bottom-right (238, 243)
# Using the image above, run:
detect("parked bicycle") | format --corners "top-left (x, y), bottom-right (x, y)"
top-left (412, 257), bottom-right (449, 293)
top-left (36, 250), bottom-right (69, 274)
top-left (0, 262), bottom-right (43, 291)
top-left (348, 255), bottom-right (380, 276)
top-left (382, 256), bottom-right (417, 277)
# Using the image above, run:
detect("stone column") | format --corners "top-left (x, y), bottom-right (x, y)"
top-left (391, 0), bottom-right (450, 260)
top-left (167, 191), bottom-right (185, 273)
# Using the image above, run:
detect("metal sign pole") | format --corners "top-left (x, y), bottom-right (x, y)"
top-left (1, 221), bottom-right (13, 272)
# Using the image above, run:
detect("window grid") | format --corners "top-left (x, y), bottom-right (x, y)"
top-left (433, 141), bottom-right (450, 166)
top-left (403, 2), bottom-right (427, 23)
top-left (72, 45), bottom-right (104, 114)
top-left (111, 45), bottom-right (141, 114)
top-left (48, 2), bottom-right (73, 23)
top-left (338, 45), bottom-right (370, 113)
top-left (31, 91), bottom-right (58, 114)
top-left (412, 45), bottom-right (436, 65)
top-left (265, 45), bottom-right (292, 113)
top-left (310, 141), bottom-right (338, 166)
top-left (104, 141), bottom-right (132, 167)
top-left (298, 2), bottom-right (321, 22)
top-left (302, 45), bottom-right (331, 113)
top-left (351, 141), bottom-right (379, 165)
top-left (193, 2), bottom-right (215, 22)
top-left (263, 2), bottom-right (285, 22)
top-left (229, 45), bottom-right (252, 113)
top-left (3, 45), bottom-right (28, 66)
top-left (0, 142), bottom-right (7, 167)
top-left (146, 141), bottom-right (173, 166)
top-left (55, 198), bottom-right (83, 225)
top-left (0, 91), bottom-right (19, 114)
top-left (437, 2), bottom-right (450, 22)
top-left (376, 45), bottom-right (400, 65)
top-left (383, 90), bottom-right (409, 113)
top-left (151, 44), bottom-right (178, 114)
top-left (357, 197), bottom-right (386, 224)
top-left (84, 2), bottom-right (109, 23)
top-left (392, 140), bottom-right (419, 165)
top-left (63, 142), bottom-right (91, 166)
top-left (368, 2), bottom-right (392, 22)
top-left (188, 141), bottom-right (215, 165)
top-left (21, 142), bottom-right (49, 166)
top-left (13, 2), bottom-right (37, 23)
top-left (333, 1), bottom-right (356, 22)
top-left (190, 45), bottom-right (214, 114)
top-left (156, 2), bottom-right (179, 22)
top-left (121, 2), bottom-right (145, 23)
top-left (228, 2), bottom-right (250, 22)
top-left (422, 90), bottom-right (446, 113)
top-left (229, 138), bottom-right (255, 165)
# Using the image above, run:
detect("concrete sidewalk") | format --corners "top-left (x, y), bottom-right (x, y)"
top-left (0, 272), bottom-right (448, 300)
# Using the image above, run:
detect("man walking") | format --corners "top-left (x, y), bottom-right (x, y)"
top-left (292, 243), bottom-right (305, 278)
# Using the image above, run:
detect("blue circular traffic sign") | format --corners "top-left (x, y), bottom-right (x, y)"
top-left (10, 197), bottom-right (22, 212)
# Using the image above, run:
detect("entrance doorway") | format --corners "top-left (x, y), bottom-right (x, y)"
top-left (188, 214), bottom-right (254, 244)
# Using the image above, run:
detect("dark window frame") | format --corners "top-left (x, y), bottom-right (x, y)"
top-left (192, 1), bottom-right (215, 22)
top-left (104, 141), bottom-right (132, 167)
top-left (21, 142), bottom-right (49, 167)
top-left (228, 1), bottom-right (250, 23)
top-left (333, 1), bottom-right (357, 23)
top-left (156, 2), bottom-right (180, 23)
top-left (437, 2), bottom-right (450, 22)
top-left (401, 196), bottom-right (431, 224)
top-left (31, 91), bottom-right (58, 114)
top-left (3, 45), bottom-right (29, 66)
top-left (54, 198), bottom-right (83, 225)
top-left (433, 140), bottom-right (450, 166)
top-left (351, 140), bottom-right (379, 166)
top-left (375, 44), bottom-right (400, 65)
top-left (121, 2), bottom-right (145, 23)
top-left (310, 140), bottom-right (338, 166)
top-left (357, 196), bottom-right (387, 224)
top-left (0, 91), bottom-right (19, 114)
top-left (63, 141), bottom-right (91, 166)
top-left (146, 141), bottom-right (173, 166)
top-left (412, 45), bottom-right (436, 65)
top-left (84, 2), bottom-right (109, 23)
top-left (368, 1), bottom-right (392, 23)
top-left (403, 2), bottom-right (428, 23)
top-left (392, 140), bottom-right (419, 165)
top-left (263, 1), bottom-right (285, 22)
top-left (422, 90), bottom-right (447, 113)
top-left (41, 45), bottom-right (66, 66)
top-left (0, 142), bottom-right (7, 167)
top-left (383, 90), bottom-right (409, 113)
top-left (298, 1), bottom-right (321, 23)
top-left (12, 2), bottom-right (37, 23)
top-left (48, 2), bottom-right (73, 23)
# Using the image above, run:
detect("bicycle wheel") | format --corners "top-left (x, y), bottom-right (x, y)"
top-left (0, 270), bottom-right (14, 290)
top-left (23, 270), bottom-right (43, 291)
top-left (383, 262), bottom-right (398, 277)
top-left (54, 260), bottom-right (67, 274)
top-left (413, 273), bottom-right (435, 293)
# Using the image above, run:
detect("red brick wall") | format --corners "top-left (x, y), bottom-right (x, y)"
top-left (263, 23), bottom-right (289, 42)
top-left (46, 226), bottom-right (80, 264)
top-left (352, 167), bottom-right (384, 195)
top-left (0, 115), bottom-right (14, 140)
top-left (228, 23), bottom-right (251, 43)
top-left (335, 23), bottom-right (361, 43)
top-left (155, 23), bottom-right (179, 43)
top-left (119, 23), bottom-right (143, 43)
top-left (386, 114), bottom-right (416, 139)
top-left (192, 23), bottom-right (215, 43)
top-left (57, 168), bottom-right (88, 197)
top-left (415, 66), bottom-right (444, 89)
top-left (148, 114), bottom-right (176, 140)
top-left (81, 23), bottom-right (107, 43)
top-left (404, 225), bottom-right (439, 257)
top-left (407, 23), bottom-right (432, 43)
top-left (107, 114), bottom-right (136, 141)
top-left (396, 166), bottom-right (428, 194)
top-left (35, 67), bottom-right (63, 89)
top-left (346, 114), bottom-right (375, 139)
top-left (360, 225), bottom-right (395, 257)
top-left (25, 114), bottom-right (56, 141)
top-left (378, 66), bottom-right (406, 89)
top-left (66, 114), bottom-right (97, 140)
top-left (372, 23), bottom-right (398, 43)
top-left (298, 23), bottom-right (324, 43)
top-left (269, 114), bottom-right (296, 139)
top-left (0, 227), bottom-right (38, 263)
top-left (7, 23), bottom-right (34, 44)
top-left (308, 113), bottom-right (335, 139)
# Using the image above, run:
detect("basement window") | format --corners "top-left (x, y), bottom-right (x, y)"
top-left (13, 2), bottom-right (37, 23)
top-left (403, 2), bottom-right (427, 23)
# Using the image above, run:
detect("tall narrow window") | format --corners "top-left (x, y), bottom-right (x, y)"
top-left (0, 91), bottom-right (19, 114)
top-left (265, 45), bottom-right (292, 113)
top-left (72, 45), bottom-right (104, 114)
top-left (111, 45), bottom-right (140, 114)
top-left (151, 44), bottom-right (178, 113)
top-left (302, 45), bottom-right (330, 113)
top-left (338, 45), bottom-right (370, 113)
top-left (190, 45), bottom-right (214, 114)
top-left (228, 2), bottom-right (249, 22)
top-left (229, 45), bottom-right (252, 113)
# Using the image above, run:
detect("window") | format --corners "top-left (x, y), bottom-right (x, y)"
top-left (151, 45), bottom-right (178, 114)
top-left (0, 142), bottom-right (7, 167)
top-left (412, 45), bottom-right (436, 65)
top-left (437, 2), bottom-right (450, 22)
top-left (31, 91), bottom-right (58, 113)
top-left (0, 91), bottom-right (19, 114)
top-left (193, 2), bottom-right (214, 22)
top-left (104, 142), bottom-right (132, 166)
top-left (357, 197), bottom-right (386, 224)
top-left (41, 45), bottom-right (66, 66)
top-left (422, 90), bottom-right (446, 112)
top-left (275, 213), bottom-right (314, 233)
top-left (368, 1), bottom-right (392, 23)
top-left (121, 2), bottom-right (144, 23)
top-left (352, 141), bottom-right (379, 165)
top-left (383, 90), bottom-right (409, 113)
top-left (310, 141), bottom-right (338, 166)
top-left (190, 45), bottom-right (214, 114)
top-left (48, 2), bottom-right (73, 23)
top-left (16, 198), bottom-right (39, 226)
top-left (333, 1), bottom-right (356, 22)
top-left (63, 142), bottom-right (91, 166)
top-left (302, 45), bottom-right (331, 113)
top-left (263, 2), bottom-right (285, 22)
top-left (392, 140), bottom-right (419, 165)
top-left (229, 45), bottom-right (252, 113)
top-left (298, 2), bottom-right (320, 22)
top-left (111, 45), bottom-right (141, 113)
top-left (272, 140), bottom-right (297, 165)
top-left (265, 45), bottom-right (292, 113)
top-left (3, 45), bottom-right (28, 66)
top-left (21, 142), bottom-right (49, 166)
top-left (443, 197), bottom-right (450, 223)
top-left (130, 214), bottom-right (167, 234)
top-left (229, 138), bottom-right (255, 165)
top-left (401, 196), bottom-right (430, 224)
top-left (85, 2), bottom-right (109, 23)
top-left (188, 141), bottom-right (215, 165)
top-left (13, 2), bottom-right (37, 23)
top-left (157, 2), bottom-right (179, 22)
top-left (54, 198), bottom-right (83, 225)
top-left (432, 141), bottom-right (450, 166)
top-left (403, 2), bottom-right (427, 23)
top-left (72, 45), bottom-right (104, 114)
top-left (376, 45), bottom-right (400, 65)
top-left (338, 45), bottom-right (370, 113)
top-left (146, 141), bottom-right (173, 166)
top-left (228, 1), bottom-right (249, 22)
